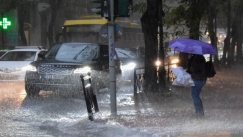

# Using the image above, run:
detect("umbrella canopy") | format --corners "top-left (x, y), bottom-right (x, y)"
top-left (169, 38), bottom-right (217, 55)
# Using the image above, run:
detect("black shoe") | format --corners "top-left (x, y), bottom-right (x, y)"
top-left (195, 112), bottom-right (204, 119)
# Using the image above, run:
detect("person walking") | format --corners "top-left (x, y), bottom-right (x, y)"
top-left (187, 54), bottom-right (207, 117)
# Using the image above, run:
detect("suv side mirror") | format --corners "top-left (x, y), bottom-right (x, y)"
top-left (38, 52), bottom-right (46, 59)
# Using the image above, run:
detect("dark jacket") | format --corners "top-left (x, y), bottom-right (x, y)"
top-left (187, 54), bottom-right (207, 81)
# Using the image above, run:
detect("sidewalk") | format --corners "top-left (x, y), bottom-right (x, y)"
top-left (94, 64), bottom-right (243, 136)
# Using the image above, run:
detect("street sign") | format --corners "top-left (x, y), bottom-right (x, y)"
top-left (99, 23), bottom-right (122, 44)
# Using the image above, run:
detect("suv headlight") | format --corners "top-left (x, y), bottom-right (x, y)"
top-left (22, 65), bottom-right (37, 72)
top-left (121, 62), bottom-right (136, 70)
top-left (74, 66), bottom-right (91, 74)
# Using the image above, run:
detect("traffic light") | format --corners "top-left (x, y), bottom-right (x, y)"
top-left (91, 0), bottom-right (102, 14)
top-left (101, 0), bottom-right (110, 18)
top-left (91, 0), bottom-right (133, 18)
top-left (91, 0), bottom-right (110, 18)
top-left (114, 0), bottom-right (133, 17)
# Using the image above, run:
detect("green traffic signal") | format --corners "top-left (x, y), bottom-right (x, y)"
top-left (0, 17), bottom-right (11, 30)
top-left (91, 0), bottom-right (133, 18)
top-left (115, 0), bottom-right (132, 17)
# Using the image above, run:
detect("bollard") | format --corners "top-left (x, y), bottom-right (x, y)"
top-left (133, 67), bottom-right (145, 95)
top-left (87, 73), bottom-right (99, 113)
top-left (134, 68), bottom-right (137, 95)
top-left (80, 73), bottom-right (99, 121)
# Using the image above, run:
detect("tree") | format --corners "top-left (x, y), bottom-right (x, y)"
top-left (217, 0), bottom-right (243, 66)
top-left (140, 0), bottom-right (161, 92)
top-left (46, 0), bottom-right (62, 48)
top-left (221, 0), bottom-right (231, 66)
top-left (0, 0), bottom-right (22, 13)
top-left (137, 0), bottom-right (211, 92)
top-left (17, 0), bottom-right (28, 46)
top-left (236, 0), bottom-right (243, 63)
top-left (207, 0), bottom-right (219, 66)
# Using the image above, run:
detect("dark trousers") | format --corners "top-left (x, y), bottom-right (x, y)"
top-left (191, 80), bottom-right (206, 114)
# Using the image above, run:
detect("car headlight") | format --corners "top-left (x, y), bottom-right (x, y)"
top-left (155, 60), bottom-right (161, 67)
top-left (171, 59), bottom-right (179, 68)
top-left (22, 65), bottom-right (37, 72)
top-left (74, 66), bottom-right (91, 74)
top-left (171, 59), bottom-right (179, 64)
top-left (121, 62), bottom-right (136, 70)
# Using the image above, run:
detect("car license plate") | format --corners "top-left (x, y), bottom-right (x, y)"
top-left (43, 74), bottom-right (53, 79)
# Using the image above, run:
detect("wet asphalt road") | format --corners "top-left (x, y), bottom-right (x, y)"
top-left (1, 64), bottom-right (243, 137)
top-left (0, 81), bottom-right (87, 137)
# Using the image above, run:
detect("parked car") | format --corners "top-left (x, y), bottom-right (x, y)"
top-left (25, 42), bottom-right (121, 96)
top-left (115, 46), bottom-right (145, 81)
top-left (0, 46), bottom-right (47, 81)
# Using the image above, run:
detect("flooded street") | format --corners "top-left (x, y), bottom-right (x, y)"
top-left (0, 81), bottom-right (154, 137)
top-left (0, 81), bottom-right (90, 136)
top-left (1, 64), bottom-right (243, 137)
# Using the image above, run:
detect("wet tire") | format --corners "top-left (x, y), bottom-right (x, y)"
top-left (25, 84), bottom-right (40, 96)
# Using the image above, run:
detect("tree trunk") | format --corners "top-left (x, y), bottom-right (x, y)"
top-left (46, 10), bottom-right (56, 47)
top-left (46, 0), bottom-right (62, 48)
top-left (229, 19), bottom-right (238, 65)
top-left (17, 2), bottom-right (27, 46)
top-left (236, 1), bottom-right (243, 63)
top-left (40, 11), bottom-right (48, 49)
top-left (141, 0), bottom-right (159, 92)
top-left (224, 0), bottom-right (231, 67)
top-left (208, 0), bottom-right (219, 66)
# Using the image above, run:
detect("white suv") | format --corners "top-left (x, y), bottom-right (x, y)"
top-left (0, 46), bottom-right (47, 81)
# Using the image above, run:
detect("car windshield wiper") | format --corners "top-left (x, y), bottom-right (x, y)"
top-left (118, 51), bottom-right (131, 58)
top-left (73, 46), bottom-right (88, 60)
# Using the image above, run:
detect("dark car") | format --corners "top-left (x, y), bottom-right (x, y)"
top-left (115, 46), bottom-right (145, 81)
top-left (25, 42), bottom-right (121, 96)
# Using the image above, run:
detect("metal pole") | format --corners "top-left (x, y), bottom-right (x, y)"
top-left (108, 0), bottom-right (117, 116)
top-left (1, 13), bottom-right (4, 49)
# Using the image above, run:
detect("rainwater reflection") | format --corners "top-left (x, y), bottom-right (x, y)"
top-left (0, 78), bottom-right (243, 137)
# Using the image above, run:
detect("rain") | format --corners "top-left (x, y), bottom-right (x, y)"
top-left (0, 0), bottom-right (243, 137)
top-left (1, 65), bottom-right (243, 136)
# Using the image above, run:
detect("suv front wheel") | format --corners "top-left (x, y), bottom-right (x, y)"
top-left (25, 84), bottom-right (40, 96)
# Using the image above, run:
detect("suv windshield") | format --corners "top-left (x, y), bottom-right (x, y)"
top-left (116, 47), bottom-right (137, 58)
top-left (45, 43), bottom-right (99, 62)
top-left (0, 51), bottom-right (36, 61)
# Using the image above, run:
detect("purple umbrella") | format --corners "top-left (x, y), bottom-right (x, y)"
top-left (169, 38), bottom-right (217, 55)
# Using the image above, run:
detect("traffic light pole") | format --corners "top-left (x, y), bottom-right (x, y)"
top-left (108, 0), bottom-right (117, 116)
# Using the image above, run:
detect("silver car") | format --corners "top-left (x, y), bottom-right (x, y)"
top-left (0, 47), bottom-right (47, 81)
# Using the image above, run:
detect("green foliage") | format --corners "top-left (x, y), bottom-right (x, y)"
top-left (133, 2), bottom-right (147, 13)
top-left (0, 0), bottom-right (24, 13)
top-left (133, 1), bottom-right (188, 39)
